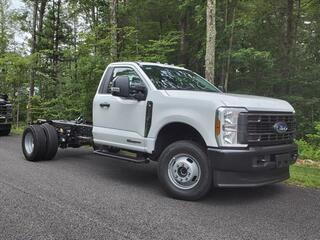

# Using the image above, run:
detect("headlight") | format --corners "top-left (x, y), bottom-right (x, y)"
top-left (215, 107), bottom-right (247, 147)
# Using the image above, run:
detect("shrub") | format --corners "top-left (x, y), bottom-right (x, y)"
top-left (296, 122), bottom-right (320, 161)
top-left (296, 139), bottom-right (320, 161)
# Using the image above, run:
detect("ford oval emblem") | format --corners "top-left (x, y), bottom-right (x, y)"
top-left (273, 122), bottom-right (288, 134)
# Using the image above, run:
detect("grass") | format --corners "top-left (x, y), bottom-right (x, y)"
top-left (11, 125), bottom-right (26, 135)
top-left (287, 161), bottom-right (320, 188)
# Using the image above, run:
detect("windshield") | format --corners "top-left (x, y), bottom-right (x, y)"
top-left (141, 65), bottom-right (220, 92)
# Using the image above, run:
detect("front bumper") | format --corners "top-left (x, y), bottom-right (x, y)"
top-left (208, 144), bottom-right (298, 187)
top-left (0, 123), bottom-right (11, 131)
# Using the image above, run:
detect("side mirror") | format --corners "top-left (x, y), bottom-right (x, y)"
top-left (111, 76), bottom-right (147, 101)
top-left (111, 76), bottom-right (130, 98)
top-left (131, 83), bottom-right (147, 101)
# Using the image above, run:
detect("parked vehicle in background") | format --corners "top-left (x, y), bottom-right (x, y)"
top-left (0, 94), bottom-right (12, 136)
top-left (21, 62), bottom-right (298, 200)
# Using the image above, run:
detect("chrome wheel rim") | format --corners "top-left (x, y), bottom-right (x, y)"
top-left (168, 154), bottom-right (201, 190)
top-left (24, 132), bottom-right (34, 155)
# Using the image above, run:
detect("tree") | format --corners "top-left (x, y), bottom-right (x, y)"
top-left (38, 0), bottom-right (48, 41)
top-left (205, 0), bottom-right (216, 84)
top-left (52, 0), bottom-right (62, 87)
top-left (27, 0), bottom-right (39, 123)
top-left (223, 0), bottom-right (237, 92)
top-left (110, 0), bottom-right (117, 61)
top-left (282, 0), bottom-right (294, 94)
top-left (0, 0), bottom-right (10, 55)
top-left (1, 0), bottom-right (320, 138)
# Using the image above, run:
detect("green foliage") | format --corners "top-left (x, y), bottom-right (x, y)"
top-left (306, 122), bottom-right (320, 147)
top-left (0, 0), bottom-right (319, 142)
top-left (136, 32), bottom-right (180, 63)
top-left (230, 48), bottom-right (274, 94)
top-left (30, 95), bottom-right (81, 120)
top-left (11, 124), bottom-right (27, 135)
top-left (296, 122), bottom-right (320, 161)
top-left (296, 139), bottom-right (320, 161)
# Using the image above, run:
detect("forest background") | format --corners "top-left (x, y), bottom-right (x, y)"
top-left (0, 0), bottom-right (320, 163)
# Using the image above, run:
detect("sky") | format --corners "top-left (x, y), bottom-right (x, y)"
top-left (10, 0), bottom-right (24, 10)
top-left (9, 0), bottom-right (28, 50)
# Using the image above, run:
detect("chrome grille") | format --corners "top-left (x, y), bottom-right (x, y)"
top-left (239, 112), bottom-right (296, 146)
top-left (0, 104), bottom-right (12, 117)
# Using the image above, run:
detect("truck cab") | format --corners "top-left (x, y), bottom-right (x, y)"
top-left (0, 93), bottom-right (12, 136)
top-left (22, 62), bottom-right (298, 200)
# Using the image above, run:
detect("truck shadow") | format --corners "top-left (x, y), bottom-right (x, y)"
top-left (54, 148), bottom-right (160, 187)
top-left (53, 149), bottom-right (287, 205)
top-left (116, 163), bottom-right (285, 205)
top-left (203, 185), bottom-right (285, 205)
top-left (96, 159), bottom-right (285, 205)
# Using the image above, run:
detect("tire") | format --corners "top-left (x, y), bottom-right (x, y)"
top-left (22, 125), bottom-right (47, 162)
top-left (158, 140), bottom-right (212, 201)
top-left (0, 125), bottom-right (11, 136)
top-left (41, 123), bottom-right (58, 160)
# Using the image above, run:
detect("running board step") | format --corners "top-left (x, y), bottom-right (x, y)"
top-left (93, 150), bottom-right (149, 164)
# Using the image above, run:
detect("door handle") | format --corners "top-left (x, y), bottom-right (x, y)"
top-left (100, 103), bottom-right (110, 108)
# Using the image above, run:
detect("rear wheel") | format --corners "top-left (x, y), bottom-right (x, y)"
top-left (41, 123), bottom-right (58, 160)
top-left (22, 125), bottom-right (47, 162)
top-left (158, 140), bottom-right (212, 201)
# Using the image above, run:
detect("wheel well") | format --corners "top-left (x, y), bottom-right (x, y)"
top-left (152, 122), bottom-right (207, 160)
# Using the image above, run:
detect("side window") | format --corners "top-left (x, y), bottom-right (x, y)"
top-left (99, 68), bottom-right (112, 94)
top-left (107, 67), bottom-right (144, 93)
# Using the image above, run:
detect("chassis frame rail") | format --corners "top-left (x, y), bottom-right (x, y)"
top-left (37, 119), bottom-right (93, 148)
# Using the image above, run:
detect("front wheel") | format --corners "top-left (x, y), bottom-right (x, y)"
top-left (158, 140), bottom-right (212, 201)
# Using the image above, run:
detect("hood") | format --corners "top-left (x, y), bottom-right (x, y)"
top-left (164, 90), bottom-right (294, 112)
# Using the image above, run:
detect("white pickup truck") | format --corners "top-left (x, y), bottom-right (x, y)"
top-left (22, 62), bottom-right (298, 200)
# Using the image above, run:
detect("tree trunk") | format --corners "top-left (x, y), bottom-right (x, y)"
top-left (224, 6), bottom-right (236, 92)
top-left (92, 5), bottom-right (97, 54)
top-left (179, 10), bottom-right (189, 66)
top-left (27, 0), bottom-right (39, 123)
top-left (50, 0), bottom-right (61, 95)
top-left (110, 0), bottom-right (118, 61)
top-left (38, 0), bottom-right (47, 42)
top-left (135, 15), bottom-right (139, 55)
top-left (37, 0), bottom-right (46, 98)
top-left (292, 0), bottom-right (301, 81)
top-left (73, 11), bottom-right (78, 83)
top-left (16, 94), bottom-right (20, 128)
top-left (205, 0), bottom-right (216, 84)
top-left (282, 0), bottom-right (294, 94)
top-left (220, 0), bottom-right (229, 85)
top-left (286, 0), bottom-right (294, 64)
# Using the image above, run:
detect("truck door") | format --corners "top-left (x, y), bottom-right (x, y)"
top-left (93, 66), bottom-right (148, 152)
